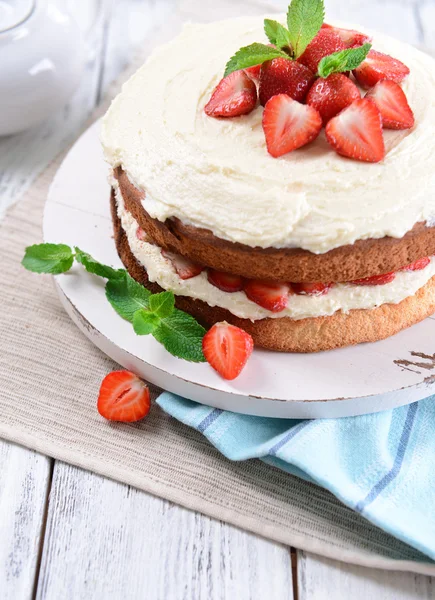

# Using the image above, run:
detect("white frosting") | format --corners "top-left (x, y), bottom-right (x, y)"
top-left (101, 17), bottom-right (435, 254)
top-left (114, 182), bottom-right (435, 321)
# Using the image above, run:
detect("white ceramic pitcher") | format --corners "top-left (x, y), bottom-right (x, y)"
top-left (0, 0), bottom-right (90, 136)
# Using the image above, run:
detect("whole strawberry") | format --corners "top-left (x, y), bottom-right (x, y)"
top-left (259, 58), bottom-right (315, 106)
top-left (299, 29), bottom-right (346, 74)
top-left (306, 73), bottom-right (360, 125)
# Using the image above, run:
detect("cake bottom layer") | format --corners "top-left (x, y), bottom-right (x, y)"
top-left (111, 191), bottom-right (435, 353)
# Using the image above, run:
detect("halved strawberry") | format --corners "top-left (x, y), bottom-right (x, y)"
top-left (204, 71), bottom-right (257, 118)
top-left (161, 250), bottom-right (204, 280)
top-left (365, 80), bottom-right (414, 130)
top-left (306, 73), bottom-right (360, 125)
top-left (351, 272), bottom-right (396, 286)
top-left (353, 50), bottom-right (410, 89)
top-left (292, 282), bottom-right (333, 296)
top-left (400, 257), bottom-right (430, 272)
top-left (298, 29), bottom-right (346, 74)
top-left (321, 23), bottom-right (371, 48)
top-left (202, 322), bottom-right (254, 381)
top-left (244, 279), bottom-right (290, 312)
top-left (259, 58), bottom-right (315, 106)
top-left (136, 226), bottom-right (147, 241)
top-left (245, 64), bottom-right (262, 82)
top-left (97, 371), bottom-right (150, 422)
top-left (207, 269), bottom-right (244, 293)
top-left (325, 98), bottom-right (385, 163)
top-left (262, 95), bottom-right (322, 158)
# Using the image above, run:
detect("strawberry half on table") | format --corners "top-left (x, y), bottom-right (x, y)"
top-left (98, 371), bottom-right (151, 422)
top-left (203, 322), bottom-right (254, 380)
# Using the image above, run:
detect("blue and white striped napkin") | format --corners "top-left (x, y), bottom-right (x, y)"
top-left (157, 393), bottom-right (435, 560)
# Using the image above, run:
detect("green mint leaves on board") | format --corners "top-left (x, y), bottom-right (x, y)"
top-left (317, 43), bottom-right (372, 78)
top-left (21, 243), bottom-right (75, 274)
top-left (22, 243), bottom-right (206, 363)
top-left (286, 0), bottom-right (325, 58)
top-left (224, 0), bottom-right (325, 75)
top-left (224, 43), bottom-right (289, 77)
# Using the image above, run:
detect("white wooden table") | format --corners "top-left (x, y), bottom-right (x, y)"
top-left (1, 1), bottom-right (435, 598)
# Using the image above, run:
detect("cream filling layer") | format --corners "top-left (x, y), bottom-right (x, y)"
top-left (114, 183), bottom-right (435, 322)
top-left (101, 17), bottom-right (435, 254)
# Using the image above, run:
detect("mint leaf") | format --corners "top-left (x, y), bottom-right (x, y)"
top-left (74, 247), bottom-right (125, 280)
top-left (105, 274), bottom-right (151, 322)
top-left (153, 309), bottom-right (206, 363)
top-left (133, 309), bottom-right (161, 335)
top-left (22, 243), bottom-right (74, 274)
top-left (224, 43), bottom-right (289, 76)
top-left (149, 291), bottom-right (175, 319)
top-left (264, 19), bottom-right (292, 50)
top-left (287, 0), bottom-right (325, 58)
top-left (317, 43), bottom-right (372, 77)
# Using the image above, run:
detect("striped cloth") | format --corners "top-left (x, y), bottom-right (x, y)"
top-left (156, 393), bottom-right (435, 560)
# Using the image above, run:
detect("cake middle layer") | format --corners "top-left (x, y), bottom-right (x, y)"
top-left (114, 181), bottom-right (435, 322)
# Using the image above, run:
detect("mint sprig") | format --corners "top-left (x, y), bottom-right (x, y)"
top-left (317, 43), bottom-right (372, 78)
top-left (287, 0), bottom-right (325, 58)
top-left (224, 43), bottom-right (289, 77)
top-left (22, 243), bottom-right (206, 363)
top-left (264, 19), bottom-right (292, 50)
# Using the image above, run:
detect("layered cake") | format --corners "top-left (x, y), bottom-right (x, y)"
top-left (101, 13), bottom-right (435, 353)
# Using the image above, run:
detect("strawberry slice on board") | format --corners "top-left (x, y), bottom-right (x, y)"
top-left (262, 94), bottom-right (322, 158)
top-left (97, 371), bottom-right (151, 422)
top-left (365, 80), bottom-right (415, 130)
top-left (353, 50), bottom-right (410, 89)
top-left (400, 257), bottom-right (431, 272)
top-left (298, 29), bottom-right (347, 74)
top-left (292, 282), bottom-right (333, 296)
top-left (244, 279), bottom-right (290, 312)
top-left (351, 272), bottom-right (396, 286)
top-left (325, 98), bottom-right (385, 163)
top-left (306, 73), bottom-right (360, 126)
top-left (161, 250), bottom-right (204, 280)
top-left (202, 322), bottom-right (254, 381)
top-left (321, 23), bottom-right (372, 48)
top-left (207, 270), bottom-right (244, 293)
top-left (259, 57), bottom-right (315, 106)
top-left (204, 70), bottom-right (257, 118)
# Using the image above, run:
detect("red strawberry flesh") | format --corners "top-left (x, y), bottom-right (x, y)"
top-left (400, 257), bottom-right (430, 272)
top-left (205, 70), bottom-right (257, 118)
top-left (202, 322), bottom-right (254, 380)
top-left (306, 73), bottom-right (360, 125)
top-left (292, 282), bottom-right (333, 296)
top-left (325, 98), bottom-right (385, 163)
top-left (366, 80), bottom-right (414, 130)
top-left (259, 58), bottom-right (315, 106)
top-left (162, 250), bottom-right (204, 280)
top-left (298, 29), bottom-right (347, 74)
top-left (97, 371), bottom-right (150, 422)
top-left (321, 23), bottom-right (371, 48)
top-left (262, 94), bottom-right (322, 158)
top-left (351, 272), bottom-right (396, 286)
top-left (353, 49), bottom-right (410, 89)
top-left (244, 279), bottom-right (290, 312)
top-left (208, 270), bottom-right (244, 293)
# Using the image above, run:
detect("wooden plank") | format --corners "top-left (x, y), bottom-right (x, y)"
top-left (0, 441), bottom-right (52, 600)
top-left (298, 551), bottom-right (435, 600)
top-left (35, 463), bottom-right (293, 600)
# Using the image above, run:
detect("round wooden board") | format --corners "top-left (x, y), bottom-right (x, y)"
top-left (43, 121), bottom-right (435, 418)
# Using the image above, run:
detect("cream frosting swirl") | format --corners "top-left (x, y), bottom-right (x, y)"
top-left (101, 17), bottom-right (435, 254)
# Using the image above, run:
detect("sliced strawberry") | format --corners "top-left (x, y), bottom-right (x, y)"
top-left (306, 73), bottom-right (360, 125)
top-left (353, 50), bottom-right (410, 89)
top-left (204, 71), bottom-right (257, 118)
top-left (351, 272), bottom-right (396, 286)
top-left (161, 250), bottom-right (204, 280)
top-left (244, 279), bottom-right (290, 312)
top-left (97, 371), bottom-right (150, 422)
top-left (202, 322), bottom-right (254, 381)
top-left (400, 257), bottom-right (430, 272)
top-left (262, 95), bottom-right (322, 158)
top-left (298, 29), bottom-right (347, 74)
top-left (136, 226), bottom-right (147, 241)
top-left (292, 282), bottom-right (333, 296)
top-left (321, 23), bottom-right (371, 48)
top-left (207, 269), bottom-right (244, 293)
top-left (365, 80), bottom-right (414, 130)
top-left (259, 58), bottom-right (315, 106)
top-left (325, 98), bottom-right (385, 163)
top-left (245, 64), bottom-right (262, 82)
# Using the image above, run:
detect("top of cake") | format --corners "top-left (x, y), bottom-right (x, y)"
top-left (101, 16), bottom-right (435, 254)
